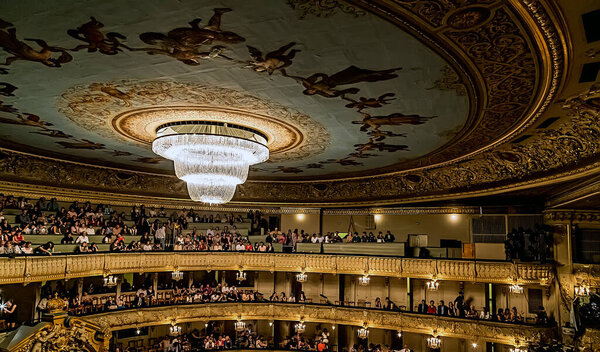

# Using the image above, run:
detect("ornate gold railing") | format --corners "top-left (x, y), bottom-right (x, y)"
top-left (82, 302), bottom-right (556, 346)
top-left (0, 252), bottom-right (553, 285)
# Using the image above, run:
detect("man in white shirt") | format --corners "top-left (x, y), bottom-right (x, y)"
top-left (76, 233), bottom-right (89, 244)
top-left (85, 225), bottom-right (95, 235)
top-left (236, 242), bottom-right (245, 251)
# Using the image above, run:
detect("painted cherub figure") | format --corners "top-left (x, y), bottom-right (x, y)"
top-left (0, 19), bottom-right (72, 67)
top-left (68, 17), bottom-right (127, 55)
top-left (283, 65), bottom-right (400, 98)
top-left (353, 112), bottom-right (436, 131)
top-left (246, 42), bottom-right (300, 74)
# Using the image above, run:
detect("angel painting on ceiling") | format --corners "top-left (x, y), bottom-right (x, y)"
top-left (68, 17), bottom-right (128, 55)
top-left (136, 8), bottom-right (243, 65)
top-left (246, 42), bottom-right (300, 75)
top-left (0, 18), bottom-right (72, 67)
top-left (283, 65), bottom-right (400, 99)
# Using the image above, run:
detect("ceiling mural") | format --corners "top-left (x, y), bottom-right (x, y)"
top-left (0, 0), bottom-right (471, 180)
top-left (0, 0), bottom-right (574, 206)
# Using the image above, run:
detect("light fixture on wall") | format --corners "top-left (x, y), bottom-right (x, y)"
top-left (294, 321), bottom-right (306, 333)
top-left (509, 282), bottom-right (523, 294)
top-left (358, 274), bottom-right (370, 286)
top-left (575, 283), bottom-right (590, 296)
top-left (296, 272), bottom-right (308, 282)
top-left (236, 270), bottom-right (247, 283)
top-left (509, 348), bottom-right (525, 352)
top-left (171, 269), bottom-right (184, 281)
top-left (103, 275), bottom-right (118, 287)
top-left (357, 324), bottom-right (369, 339)
top-left (427, 336), bottom-right (441, 349)
top-left (235, 320), bottom-right (246, 332)
top-left (426, 278), bottom-right (439, 291)
top-left (152, 121), bottom-right (269, 204)
top-left (296, 214), bottom-right (305, 221)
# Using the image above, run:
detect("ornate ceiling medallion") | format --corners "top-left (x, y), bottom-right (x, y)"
top-left (58, 80), bottom-right (329, 163)
top-left (152, 121), bottom-right (269, 204)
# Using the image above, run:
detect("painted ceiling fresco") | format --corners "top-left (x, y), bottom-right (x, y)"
top-left (0, 0), bottom-right (470, 181)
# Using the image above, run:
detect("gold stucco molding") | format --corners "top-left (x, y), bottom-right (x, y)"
top-left (81, 302), bottom-right (557, 346)
top-left (0, 252), bottom-right (554, 286)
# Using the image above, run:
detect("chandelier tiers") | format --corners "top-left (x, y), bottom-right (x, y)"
top-left (152, 121), bottom-right (269, 204)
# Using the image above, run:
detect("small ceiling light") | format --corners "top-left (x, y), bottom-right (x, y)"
top-left (296, 214), bottom-right (305, 220)
top-left (268, 321), bottom-right (273, 327)
top-left (296, 272), bottom-right (308, 282)
top-left (358, 274), bottom-right (370, 286)
top-left (135, 327), bottom-right (141, 335)
top-left (472, 342), bottom-right (478, 348)
top-left (449, 214), bottom-right (458, 221)
top-left (397, 331), bottom-right (402, 338)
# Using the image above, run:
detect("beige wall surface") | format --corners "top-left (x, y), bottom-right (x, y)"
top-left (321, 214), bottom-right (470, 246)
top-left (281, 214), bottom-right (320, 235)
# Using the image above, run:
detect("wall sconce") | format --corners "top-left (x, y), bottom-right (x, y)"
top-left (296, 214), bottom-right (305, 220)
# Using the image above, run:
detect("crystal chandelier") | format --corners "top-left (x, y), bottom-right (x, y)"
top-left (236, 270), bottom-right (247, 282)
top-left (575, 283), bottom-right (590, 296)
top-left (294, 321), bottom-right (306, 333)
top-left (427, 336), bottom-right (441, 349)
top-left (296, 272), bottom-right (308, 282)
top-left (169, 324), bottom-right (182, 336)
top-left (235, 320), bottom-right (246, 332)
top-left (172, 269), bottom-right (184, 281)
top-left (357, 325), bottom-right (369, 339)
top-left (426, 278), bottom-right (439, 291)
top-left (509, 283), bottom-right (523, 294)
top-left (103, 275), bottom-right (118, 287)
top-left (152, 121), bottom-right (269, 204)
top-left (358, 275), bottom-right (370, 286)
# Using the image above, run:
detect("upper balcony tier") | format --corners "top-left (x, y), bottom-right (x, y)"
top-left (0, 252), bottom-right (553, 285)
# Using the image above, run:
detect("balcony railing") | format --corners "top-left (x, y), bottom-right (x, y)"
top-left (80, 302), bottom-right (556, 346)
top-left (0, 252), bottom-right (553, 285)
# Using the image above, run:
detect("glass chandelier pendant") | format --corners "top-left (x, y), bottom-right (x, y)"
top-left (294, 321), bottom-right (306, 333)
top-left (235, 320), bottom-right (246, 332)
top-left (357, 325), bottom-right (369, 339)
top-left (296, 272), bottom-right (308, 282)
top-left (103, 275), bottom-right (118, 287)
top-left (152, 121), bottom-right (269, 204)
top-left (427, 336), bottom-right (441, 349)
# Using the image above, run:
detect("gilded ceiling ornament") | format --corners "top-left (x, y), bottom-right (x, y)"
top-left (287, 0), bottom-right (366, 19)
top-left (58, 80), bottom-right (330, 162)
top-left (428, 65), bottom-right (467, 96)
top-left (245, 42), bottom-right (300, 75)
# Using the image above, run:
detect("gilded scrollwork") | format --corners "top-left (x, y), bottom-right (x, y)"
top-left (287, 0), bottom-right (366, 19)
top-left (83, 303), bottom-right (557, 345)
top-left (0, 252), bottom-right (553, 286)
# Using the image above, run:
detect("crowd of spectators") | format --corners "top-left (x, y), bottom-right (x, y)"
top-left (265, 228), bottom-right (395, 246)
top-left (0, 195), bottom-right (402, 256)
top-left (414, 291), bottom-right (550, 325)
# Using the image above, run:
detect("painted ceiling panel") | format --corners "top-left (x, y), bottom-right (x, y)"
top-left (0, 0), bottom-right (469, 180)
